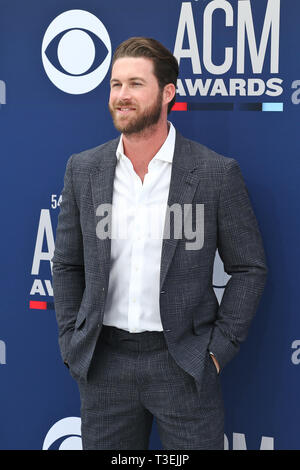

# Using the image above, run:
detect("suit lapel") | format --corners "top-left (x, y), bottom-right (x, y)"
top-left (160, 132), bottom-right (204, 290)
top-left (90, 139), bottom-right (118, 287)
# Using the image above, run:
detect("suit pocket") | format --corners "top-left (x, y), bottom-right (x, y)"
top-left (74, 308), bottom-right (87, 330)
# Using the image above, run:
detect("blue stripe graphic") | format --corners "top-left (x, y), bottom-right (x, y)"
top-left (262, 103), bottom-right (283, 112)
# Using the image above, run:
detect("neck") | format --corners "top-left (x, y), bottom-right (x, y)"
top-left (122, 119), bottom-right (169, 167)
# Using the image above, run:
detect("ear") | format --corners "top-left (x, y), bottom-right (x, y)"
top-left (163, 83), bottom-right (176, 106)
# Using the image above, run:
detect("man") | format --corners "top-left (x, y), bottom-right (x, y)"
top-left (52, 37), bottom-right (268, 450)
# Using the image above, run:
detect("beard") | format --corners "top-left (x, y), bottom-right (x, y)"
top-left (109, 89), bottom-right (163, 136)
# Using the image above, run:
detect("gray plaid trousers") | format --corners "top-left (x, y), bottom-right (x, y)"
top-left (76, 325), bottom-right (224, 450)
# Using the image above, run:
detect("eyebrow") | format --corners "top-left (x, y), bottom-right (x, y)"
top-left (110, 77), bottom-right (147, 84)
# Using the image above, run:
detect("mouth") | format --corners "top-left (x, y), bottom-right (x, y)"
top-left (115, 102), bottom-right (136, 114)
top-left (115, 106), bottom-right (136, 114)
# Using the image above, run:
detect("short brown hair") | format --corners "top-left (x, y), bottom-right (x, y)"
top-left (111, 37), bottom-right (179, 114)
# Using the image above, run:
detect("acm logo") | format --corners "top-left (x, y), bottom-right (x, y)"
top-left (224, 432), bottom-right (274, 450)
top-left (0, 340), bottom-right (6, 365)
top-left (213, 249), bottom-right (231, 303)
top-left (175, 0), bottom-right (283, 99)
top-left (291, 340), bottom-right (300, 364)
top-left (291, 81), bottom-right (300, 105)
top-left (0, 80), bottom-right (6, 105)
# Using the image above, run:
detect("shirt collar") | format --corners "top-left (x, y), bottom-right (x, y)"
top-left (116, 121), bottom-right (176, 164)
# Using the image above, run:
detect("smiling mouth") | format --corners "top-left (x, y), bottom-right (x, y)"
top-left (116, 107), bottom-right (136, 113)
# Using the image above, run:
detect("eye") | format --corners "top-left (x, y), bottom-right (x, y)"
top-left (41, 10), bottom-right (111, 95)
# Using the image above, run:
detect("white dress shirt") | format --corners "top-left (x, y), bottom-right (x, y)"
top-left (102, 122), bottom-right (176, 332)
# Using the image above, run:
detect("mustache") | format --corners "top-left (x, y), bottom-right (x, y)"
top-left (113, 100), bottom-right (137, 108)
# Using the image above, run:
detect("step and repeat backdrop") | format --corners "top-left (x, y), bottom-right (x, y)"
top-left (1, 0), bottom-right (300, 450)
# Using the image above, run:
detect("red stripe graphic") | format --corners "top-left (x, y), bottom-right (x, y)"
top-left (172, 102), bottom-right (187, 111)
top-left (29, 300), bottom-right (47, 310)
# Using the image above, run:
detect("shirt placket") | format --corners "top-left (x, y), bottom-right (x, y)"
top-left (127, 162), bottom-right (150, 332)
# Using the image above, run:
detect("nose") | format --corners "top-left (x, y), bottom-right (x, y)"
top-left (117, 84), bottom-right (131, 101)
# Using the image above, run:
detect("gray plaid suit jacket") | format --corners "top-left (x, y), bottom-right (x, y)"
top-left (51, 131), bottom-right (268, 385)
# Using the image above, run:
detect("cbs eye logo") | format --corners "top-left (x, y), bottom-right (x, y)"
top-left (42, 417), bottom-right (82, 450)
top-left (41, 10), bottom-right (111, 95)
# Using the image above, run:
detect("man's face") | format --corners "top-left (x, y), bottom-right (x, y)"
top-left (108, 57), bottom-right (164, 135)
